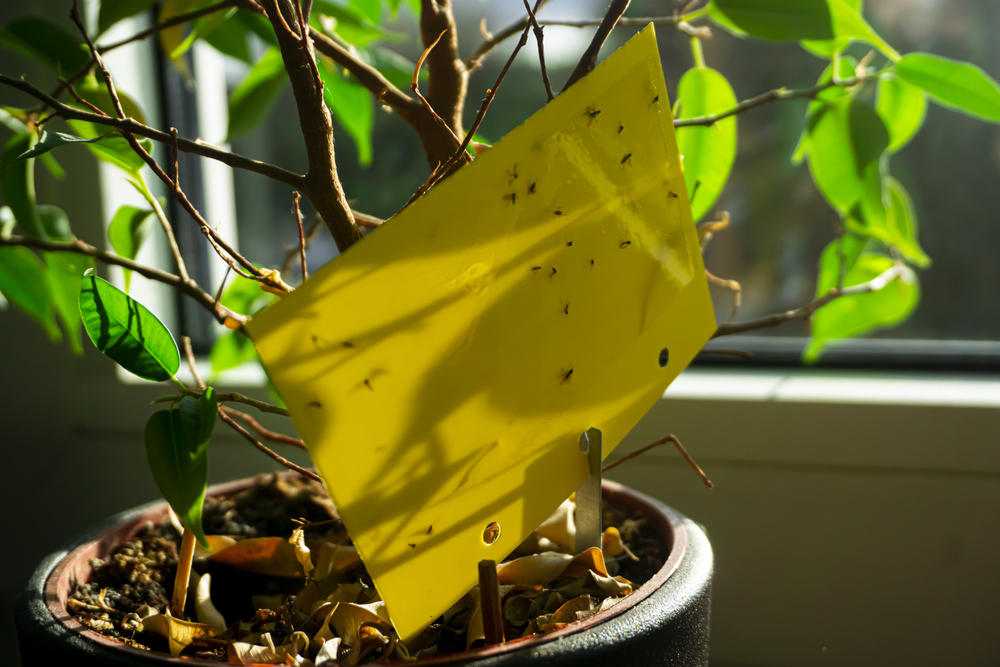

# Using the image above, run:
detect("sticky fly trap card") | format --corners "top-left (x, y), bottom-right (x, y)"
top-left (248, 25), bottom-right (717, 642)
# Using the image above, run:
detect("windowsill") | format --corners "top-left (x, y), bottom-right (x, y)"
top-left (665, 367), bottom-right (1000, 407)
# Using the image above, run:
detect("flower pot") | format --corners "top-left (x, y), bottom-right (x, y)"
top-left (15, 476), bottom-right (712, 666)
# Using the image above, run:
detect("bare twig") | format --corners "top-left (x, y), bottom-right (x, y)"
top-left (0, 75), bottom-right (306, 188)
top-left (465, 0), bottom-right (551, 70)
top-left (407, 23), bottom-right (532, 204)
top-left (602, 434), bottom-right (713, 488)
top-left (182, 336), bottom-right (206, 389)
top-left (705, 269), bottom-right (742, 323)
top-left (411, 29), bottom-right (465, 150)
top-left (712, 264), bottom-right (905, 338)
top-left (292, 192), bottom-right (309, 281)
top-left (214, 391), bottom-right (290, 416)
top-left (523, 0), bottom-right (554, 102)
top-left (675, 75), bottom-right (870, 128)
top-left (0, 235), bottom-right (243, 324)
top-left (561, 0), bottom-right (631, 92)
top-left (214, 266), bottom-right (232, 306)
top-left (419, 0), bottom-right (467, 135)
top-left (538, 16), bottom-right (686, 29)
top-left (219, 410), bottom-right (321, 482)
top-left (307, 30), bottom-right (458, 167)
top-left (220, 406), bottom-right (306, 450)
top-left (278, 209), bottom-right (382, 276)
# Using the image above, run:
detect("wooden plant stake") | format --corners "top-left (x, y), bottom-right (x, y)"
top-left (478, 559), bottom-right (505, 646)
top-left (170, 527), bottom-right (197, 617)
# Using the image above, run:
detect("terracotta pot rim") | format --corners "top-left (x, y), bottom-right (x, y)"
top-left (43, 474), bottom-right (689, 665)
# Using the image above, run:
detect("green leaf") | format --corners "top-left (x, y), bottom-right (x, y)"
top-left (805, 254), bottom-right (918, 362)
top-left (171, 7), bottom-right (238, 59)
top-left (67, 120), bottom-right (150, 174)
top-left (0, 17), bottom-right (89, 73)
top-left (227, 48), bottom-right (288, 140)
top-left (1, 133), bottom-right (44, 239)
top-left (815, 232), bottom-right (867, 296)
top-left (709, 0), bottom-right (898, 59)
top-left (895, 52), bottom-right (1000, 123)
top-left (876, 72), bottom-right (927, 152)
top-left (804, 97), bottom-right (888, 217)
top-left (312, 0), bottom-right (388, 47)
top-left (144, 389), bottom-right (216, 547)
top-left (801, 0), bottom-right (860, 56)
top-left (318, 60), bottom-right (374, 166)
top-left (202, 14), bottom-right (252, 62)
top-left (675, 67), bottom-right (737, 223)
top-left (210, 330), bottom-right (257, 373)
top-left (79, 274), bottom-right (181, 382)
top-left (159, 0), bottom-right (203, 77)
top-left (46, 251), bottom-right (93, 354)
top-left (0, 246), bottom-right (60, 341)
top-left (98, 0), bottom-right (158, 35)
top-left (0, 107), bottom-right (69, 176)
top-left (350, 0), bottom-right (381, 22)
top-left (16, 130), bottom-right (112, 162)
top-left (791, 55), bottom-right (857, 164)
top-left (108, 204), bottom-right (156, 292)
top-left (38, 204), bottom-right (73, 241)
top-left (883, 177), bottom-right (930, 268)
top-left (361, 46), bottom-right (418, 91)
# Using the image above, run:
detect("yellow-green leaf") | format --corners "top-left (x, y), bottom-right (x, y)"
top-left (806, 254), bottom-right (918, 363)
top-left (675, 67), bottom-right (737, 222)
top-left (876, 72), bottom-right (927, 152)
top-left (895, 52), bottom-right (1000, 123)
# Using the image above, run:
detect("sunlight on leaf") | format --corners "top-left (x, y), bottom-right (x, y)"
top-left (139, 612), bottom-right (221, 655)
top-left (895, 52), bottom-right (1000, 123)
top-left (80, 274), bottom-right (180, 381)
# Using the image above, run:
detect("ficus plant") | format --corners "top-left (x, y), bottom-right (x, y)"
top-left (1, 0), bottom-right (999, 651)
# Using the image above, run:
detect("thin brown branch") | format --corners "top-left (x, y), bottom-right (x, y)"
top-left (99, 0), bottom-right (242, 53)
top-left (220, 406), bottom-right (306, 450)
top-left (705, 269), bottom-right (742, 323)
top-left (0, 235), bottom-right (243, 324)
top-left (464, 0), bottom-right (551, 70)
top-left (215, 392), bottom-right (290, 416)
top-left (278, 210), bottom-right (381, 276)
top-left (181, 336), bottom-right (206, 389)
top-left (0, 75), bottom-right (306, 188)
top-left (602, 434), bottom-right (713, 488)
top-left (523, 0), bottom-right (554, 102)
top-left (712, 264), bottom-right (905, 338)
top-left (262, 0), bottom-right (361, 252)
top-left (538, 16), bottom-right (685, 28)
top-left (308, 29), bottom-right (460, 167)
top-left (419, 0), bottom-right (467, 135)
top-left (411, 29), bottom-right (464, 148)
top-left (561, 0), bottom-right (631, 92)
top-left (675, 75), bottom-right (870, 128)
top-left (408, 23), bottom-right (532, 205)
top-left (214, 267), bottom-right (232, 306)
top-left (293, 192), bottom-right (308, 281)
top-left (219, 410), bottom-right (321, 482)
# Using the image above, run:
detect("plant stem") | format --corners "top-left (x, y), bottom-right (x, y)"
top-left (170, 527), bottom-right (197, 617)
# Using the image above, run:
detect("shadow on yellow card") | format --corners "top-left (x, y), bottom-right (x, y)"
top-left (248, 25), bottom-right (716, 641)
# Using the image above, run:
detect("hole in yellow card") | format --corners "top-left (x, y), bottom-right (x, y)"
top-left (247, 25), bottom-right (716, 642)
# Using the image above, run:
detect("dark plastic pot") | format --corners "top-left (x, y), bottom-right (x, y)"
top-left (16, 477), bottom-right (712, 666)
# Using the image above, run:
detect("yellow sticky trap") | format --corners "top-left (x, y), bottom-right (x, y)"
top-left (248, 25), bottom-right (715, 641)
